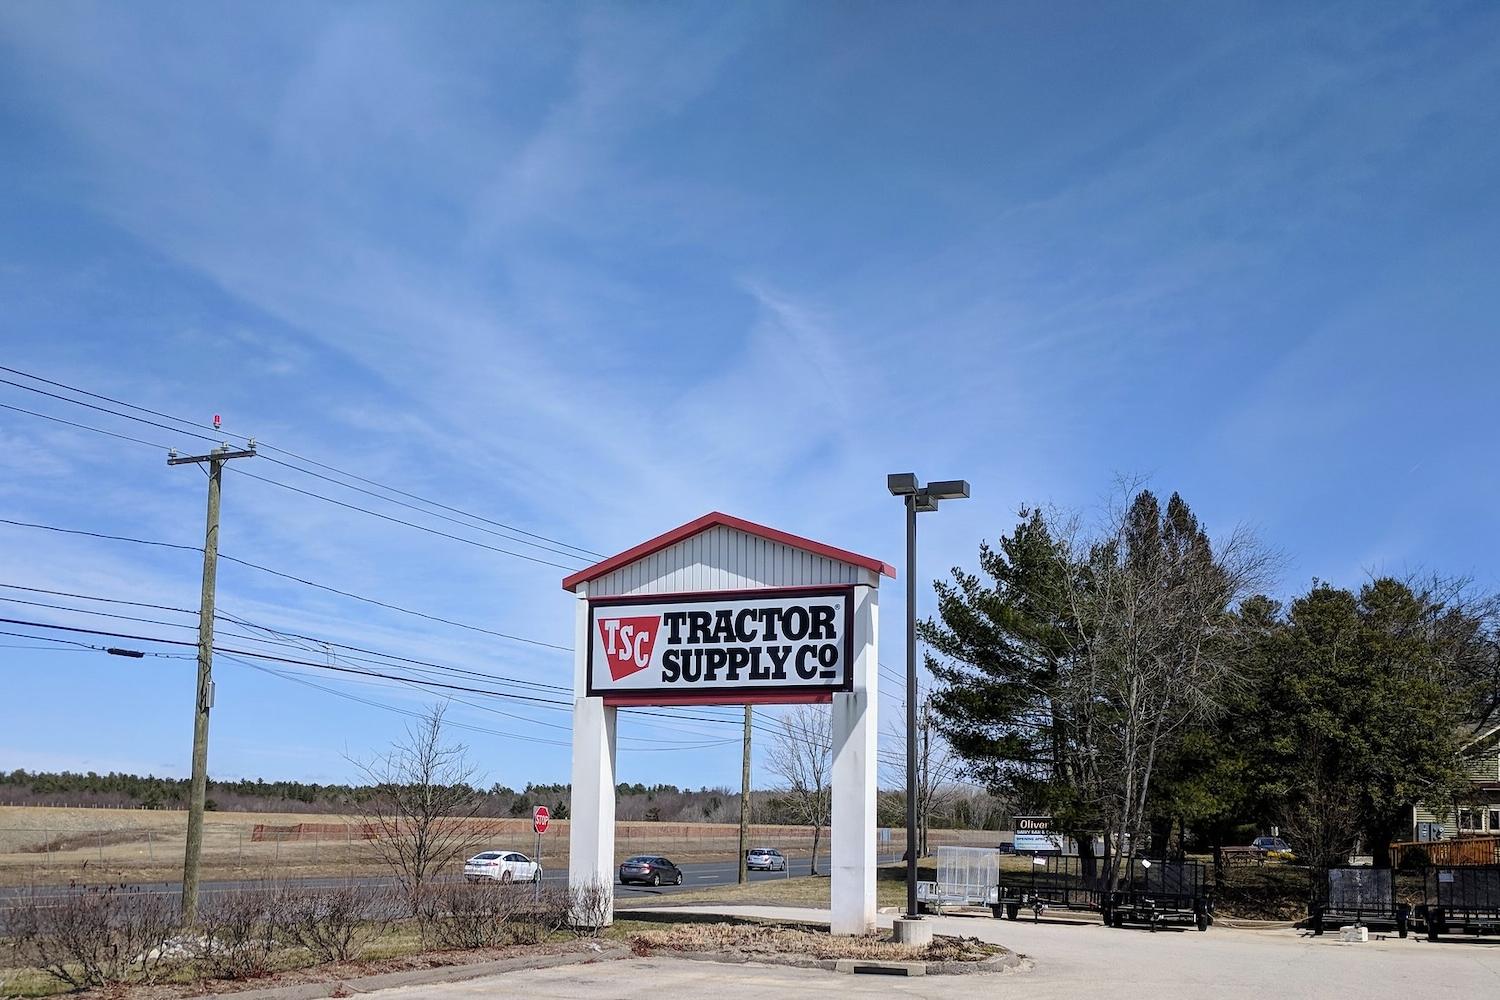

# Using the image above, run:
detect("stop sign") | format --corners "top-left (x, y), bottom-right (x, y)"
top-left (533, 805), bottom-right (550, 834)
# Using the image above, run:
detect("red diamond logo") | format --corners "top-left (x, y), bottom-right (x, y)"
top-left (597, 615), bottom-right (661, 682)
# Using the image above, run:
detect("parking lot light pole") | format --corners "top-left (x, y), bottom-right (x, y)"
top-left (888, 473), bottom-right (969, 923)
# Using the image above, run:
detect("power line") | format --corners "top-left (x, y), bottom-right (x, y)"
top-left (0, 393), bottom-right (593, 567)
top-left (0, 582), bottom-right (196, 616)
top-left (0, 401), bottom-right (173, 450)
top-left (0, 616), bottom-right (570, 707)
top-left (0, 375), bottom-right (220, 446)
top-left (0, 365), bottom-right (606, 558)
top-left (0, 516), bottom-right (199, 552)
top-left (2, 615), bottom-right (903, 765)
top-left (253, 454), bottom-right (595, 561)
top-left (0, 594), bottom-right (738, 747)
top-left (0, 626), bottom-right (186, 658)
top-left (213, 552), bottom-right (573, 652)
top-left (0, 517), bottom-right (572, 654)
top-left (228, 468), bottom-right (582, 570)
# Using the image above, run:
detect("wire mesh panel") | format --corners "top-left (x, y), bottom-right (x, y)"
top-left (1123, 859), bottom-right (1205, 899)
top-left (1434, 866), bottom-right (1500, 911)
top-left (1326, 867), bottom-right (1395, 917)
top-left (999, 854), bottom-right (1108, 911)
top-left (933, 847), bottom-right (1000, 904)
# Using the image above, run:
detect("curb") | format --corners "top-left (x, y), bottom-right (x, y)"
top-left (641, 945), bottom-right (1022, 977)
top-left (214, 945), bottom-right (632, 999)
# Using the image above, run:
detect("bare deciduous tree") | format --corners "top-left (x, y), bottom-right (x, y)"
top-left (1052, 487), bottom-right (1273, 887)
top-left (766, 705), bottom-right (833, 875)
top-left (882, 697), bottom-right (964, 856)
top-left (349, 703), bottom-right (485, 914)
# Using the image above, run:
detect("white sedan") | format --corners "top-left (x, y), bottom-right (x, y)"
top-left (463, 850), bottom-right (542, 883)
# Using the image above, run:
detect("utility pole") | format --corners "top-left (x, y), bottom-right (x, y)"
top-left (738, 705), bottom-right (752, 884)
top-left (169, 441), bottom-right (255, 924)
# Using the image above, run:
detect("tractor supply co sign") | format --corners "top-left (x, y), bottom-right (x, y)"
top-left (587, 587), bottom-right (854, 703)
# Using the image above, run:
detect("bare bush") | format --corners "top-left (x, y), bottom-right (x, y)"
top-left (7, 885), bottom-right (181, 988)
top-left (195, 888), bottom-right (286, 980)
top-left (567, 878), bottom-right (612, 936)
top-left (349, 704), bottom-right (487, 916)
top-left (428, 881), bottom-right (521, 950)
top-left (512, 885), bottom-right (571, 944)
top-left (282, 885), bottom-right (378, 964)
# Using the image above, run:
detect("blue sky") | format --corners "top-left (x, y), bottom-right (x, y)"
top-left (1, 1), bottom-right (1497, 792)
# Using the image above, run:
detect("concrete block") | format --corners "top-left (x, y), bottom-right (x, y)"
top-left (835, 960), bottom-right (926, 976)
top-left (1339, 925), bottom-right (1368, 942)
top-left (891, 917), bottom-right (933, 946)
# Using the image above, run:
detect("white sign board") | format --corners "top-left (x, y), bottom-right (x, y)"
top-left (587, 587), bottom-right (853, 704)
top-left (1014, 815), bottom-right (1062, 853)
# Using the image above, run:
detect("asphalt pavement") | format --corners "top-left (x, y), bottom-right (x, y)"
top-left (0, 851), bottom-right (889, 908)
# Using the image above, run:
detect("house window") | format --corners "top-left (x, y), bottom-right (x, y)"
top-left (1489, 809), bottom-right (1499, 832)
top-left (1459, 810), bottom-right (1475, 831)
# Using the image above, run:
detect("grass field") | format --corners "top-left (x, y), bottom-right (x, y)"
top-left (0, 806), bottom-right (926, 887)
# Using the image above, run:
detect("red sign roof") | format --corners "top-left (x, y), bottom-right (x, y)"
top-left (561, 511), bottom-right (896, 592)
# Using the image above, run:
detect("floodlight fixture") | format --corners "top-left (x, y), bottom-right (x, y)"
top-left (925, 479), bottom-right (971, 501)
top-left (914, 494), bottom-right (940, 513)
top-left (887, 473), bottom-right (919, 496)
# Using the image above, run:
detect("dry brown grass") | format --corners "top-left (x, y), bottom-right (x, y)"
top-left (624, 922), bottom-right (1000, 962)
top-left (617, 859), bottom-right (925, 911)
top-left (0, 807), bottom-right (817, 887)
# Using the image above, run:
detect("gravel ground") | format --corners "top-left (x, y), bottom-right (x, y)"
top-left (365, 905), bottom-right (1500, 1000)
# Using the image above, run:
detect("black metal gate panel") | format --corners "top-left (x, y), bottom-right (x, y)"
top-left (1122, 859), bottom-right (1205, 899)
top-left (998, 855), bottom-right (1108, 912)
top-left (1327, 867), bottom-right (1395, 918)
top-left (1434, 867), bottom-right (1500, 911)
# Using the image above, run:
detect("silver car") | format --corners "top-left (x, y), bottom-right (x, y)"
top-left (746, 847), bottom-right (787, 871)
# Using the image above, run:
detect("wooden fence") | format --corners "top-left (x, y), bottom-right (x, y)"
top-left (1389, 835), bottom-right (1500, 868)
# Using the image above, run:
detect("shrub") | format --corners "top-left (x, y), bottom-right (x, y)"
top-left (282, 885), bottom-right (378, 964)
top-left (511, 885), bottom-right (570, 945)
top-left (567, 879), bottom-right (612, 937)
top-left (195, 888), bottom-right (287, 980)
top-left (429, 881), bottom-right (521, 950)
top-left (1398, 846), bottom-right (1431, 872)
top-left (7, 884), bottom-right (181, 988)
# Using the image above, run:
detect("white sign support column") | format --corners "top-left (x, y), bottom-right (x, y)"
top-left (568, 580), bottom-right (618, 921)
top-left (830, 583), bottom-right (878, 934)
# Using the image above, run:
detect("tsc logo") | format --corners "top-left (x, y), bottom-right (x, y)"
top-left (597, 615), bottom-right (662, 682)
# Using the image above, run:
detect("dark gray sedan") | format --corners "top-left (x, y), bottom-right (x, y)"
top-left (618, 855), bottom-right (683, 886)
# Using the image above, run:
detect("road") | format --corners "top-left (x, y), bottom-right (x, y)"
top-left (0, 851), bottom-right (897, 909)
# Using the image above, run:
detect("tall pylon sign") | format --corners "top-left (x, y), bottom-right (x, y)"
top-left (561, 512), bottom-right (890, 934)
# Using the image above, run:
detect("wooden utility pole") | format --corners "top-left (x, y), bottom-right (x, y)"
top-left (738, 706), bottom-right (752, 883)
top-left (169, 442), bottom-right (255, 924)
